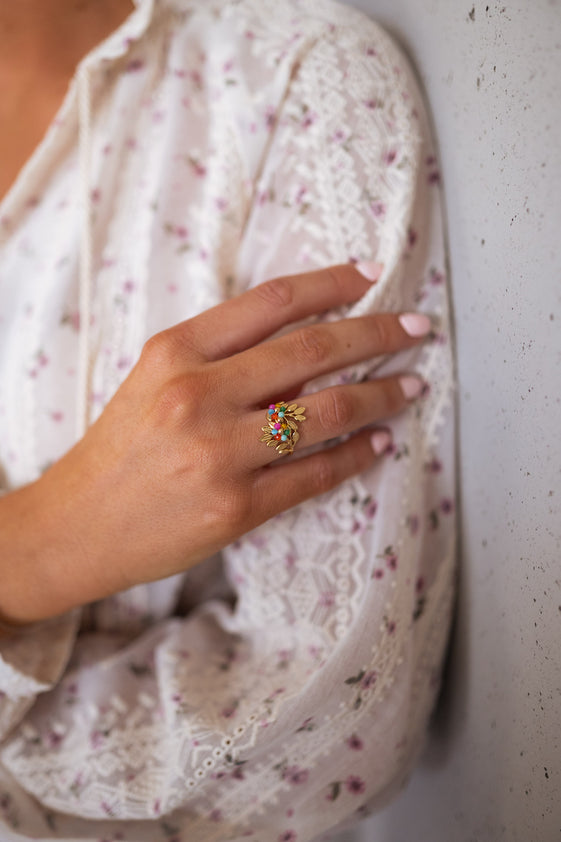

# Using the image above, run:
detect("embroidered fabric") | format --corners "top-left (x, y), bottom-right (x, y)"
top-left (0, 0), bottom-right (456, 839)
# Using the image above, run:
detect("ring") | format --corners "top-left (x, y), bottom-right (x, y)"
top-left (260, 401), bottom-right (306, 455)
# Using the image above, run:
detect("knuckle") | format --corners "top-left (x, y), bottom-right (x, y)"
top-left (319, 388), bottom-right (354, 433)
top-left (254, 277), bottom-right (294, 310)
top-left (154, 371), bottom-right (207, 426)
top-left (369, 315), bottom-right (392, 349)
top-left (310, 455), bottom-right (336, 496)
top-left (141, 330), bottom-right (176, 368)
top-left (294, 326), bottom-right (332, 366)
top-left (379, 378), bottom-right (403, 415)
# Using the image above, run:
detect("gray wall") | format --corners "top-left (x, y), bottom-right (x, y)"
top-left (336, 1), bottom-right (561, 840)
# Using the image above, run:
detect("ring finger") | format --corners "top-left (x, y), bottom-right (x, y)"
top-left (243, 373), bottom-right (424, 469)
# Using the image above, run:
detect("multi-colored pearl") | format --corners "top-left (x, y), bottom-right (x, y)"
top-left (261, 401), bottom-right (307, 455)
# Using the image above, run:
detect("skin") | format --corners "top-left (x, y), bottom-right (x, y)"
top-left (0, 3), bottom-right (429, 627)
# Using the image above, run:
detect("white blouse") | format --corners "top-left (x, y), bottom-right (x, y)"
top-left (0, 0), bottom-right (456, 840)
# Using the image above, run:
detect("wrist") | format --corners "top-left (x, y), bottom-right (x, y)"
top-left (0, 459), bottom-right (118, 624)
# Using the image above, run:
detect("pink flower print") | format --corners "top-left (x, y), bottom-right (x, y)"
top-left (364, 98), bottom-right (380, 110)
top-left (232, 765), bottom-right (245, 780)
top-left (90, 188), bottom-right (101, 203)
top-left (153, 798), bottom-right (161, 814)
top-left (125, 137), bottom-right (137, 150)
top-left (49, 410), bottom-right (64, 423)
top-left (319, 590), bottom-right (335, 607)
top-left (90, 730), bottom-right (103, 749)
top-left (347, 733), bottom-right (364, 751)
top-left (326, 781), bottom-right (341, 802)
top-left (351, 518), bottom-right (362, 534)
top-left (215, 197), bottom-right (228, 211)
top-left (46, 729), bottom-right (64, 749)
top-left (366, 46), bottom-right (377, 57)
top-left (210, 808), bottom-right (222, 822)
top-left (364, 499), bottom-right (378, 518)
top-left (61, 310), bottom-right (80, 331)
top-left (258, 104), bottom-right (275, 130)
top-left (371, 568), bottom-right (384, 579)
top-left (301, 106), bottom-right (317, 129)
top-left (440, 497), bottom-right (455, 514)
top-left (429, 267), bottom-right (445, 285)
top-left (295, 717), bottom-right (315, 733)
top-left (102, 143), bottom-right (113, 156)
top-left (383, 148), bottom-right (397, 165)
top-left (284, 766), bottom-right (309, 785)
top-left (369, 200), bottom-right (386, 218)
top-left (416, 575), bottom-right (425, 593)
top-left (384, 617), bottom-right (396, 634)
top-left (346, 775), bottom-right (366, 795)
top-left (190, 69), bottom-right (203, 90)
top-left (286, 808), bottom-right (294, 818)
top-left (123, 279), bottom-right (136, 294)
top-left (278, 832), bottom-right (297, 842)
top-left (407, 226), bottom-right (418, 248)
top-left (125, 58), bottom-right (146, 73)
top-left (378, 545), bottom-right (398, 570)
top-left (361, 671), bottom-right (377, 690)
top-left (188, 155), bottom-right (207, 177)
top-left (407, 513), bottom-right (420, 535)
top-left (424, 456), bottom-right (443, 473)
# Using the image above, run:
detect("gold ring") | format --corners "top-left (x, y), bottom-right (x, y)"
top-left (260, 401), bottom-right (306, 455)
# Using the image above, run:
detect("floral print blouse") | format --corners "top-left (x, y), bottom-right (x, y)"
top-left (0, 0), bottom-right (456, 840)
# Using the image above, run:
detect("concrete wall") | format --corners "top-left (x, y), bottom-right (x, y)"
top-left (336, 1), bottom-right (561, 840)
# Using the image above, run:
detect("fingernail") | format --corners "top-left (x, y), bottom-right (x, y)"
top-left (355, 261), bottom-right (384, 282)
top-left (398, 312), bottom-right (432, 337)
top-left (370, 429), bottom-right (393, 455)
top-left (399, 375), bottom-right (424, 400)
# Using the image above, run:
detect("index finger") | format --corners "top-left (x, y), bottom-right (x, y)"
top-left (178, 262), bottom-right (383, 361)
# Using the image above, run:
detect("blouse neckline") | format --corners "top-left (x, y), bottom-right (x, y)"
top-left (0, 0), bottom-right (155, 231)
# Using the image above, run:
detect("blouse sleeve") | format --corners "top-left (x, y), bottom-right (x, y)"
top-left (0, 4), bottom-right (456, 840)
top-left (0, 611), bottom-right (80, 743)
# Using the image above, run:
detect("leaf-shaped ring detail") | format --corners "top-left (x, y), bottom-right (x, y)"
top-left (260, 401), bottom-right (306, 455)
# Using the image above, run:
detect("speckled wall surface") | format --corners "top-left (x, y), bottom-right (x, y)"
top-left (335, 1), bottom-right (561, 840)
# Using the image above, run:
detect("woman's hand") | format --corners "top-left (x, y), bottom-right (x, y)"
top-left (0, 263), bottom-right (431, 624)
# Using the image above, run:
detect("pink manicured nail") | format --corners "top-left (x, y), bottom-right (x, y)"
top-left (399, 375), bottom-right (424, 400)
top-left (398, 312), bottom-right (432, 337)
top-left (370, 429), bottom-right (392, 455)
top-left (355, 261), bottom-right (384, 282)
